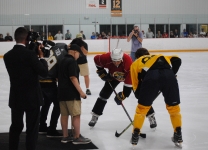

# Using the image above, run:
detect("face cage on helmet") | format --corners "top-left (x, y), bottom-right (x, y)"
top-left (111, 58), bottom-right (122, 62)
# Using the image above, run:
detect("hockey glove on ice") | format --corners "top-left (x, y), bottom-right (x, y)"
top-left (96, 69), bottom-right (112, 81)
top-left (114, 92), bottom-right (125, 105)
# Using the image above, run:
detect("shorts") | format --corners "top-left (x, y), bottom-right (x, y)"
top-left (78, 63), bottom-right (89, 76)
top-left (138, 69), bottom-right (180, 106)
top-left (59, 100), bottom-right (81, 116)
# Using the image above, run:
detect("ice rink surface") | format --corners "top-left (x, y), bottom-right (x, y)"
top-left (0, 52), bottom-right (208, 150)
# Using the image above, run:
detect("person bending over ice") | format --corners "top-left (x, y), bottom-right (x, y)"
top-left (88, 48), bottom-right (157, 129)
top-left (130, 48), bottom-right (183, 148)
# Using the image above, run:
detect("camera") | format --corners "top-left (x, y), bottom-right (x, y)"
top-left (27, 31), bottom-right (52, 58)
top-left (134, 29), bottom-right (139, 34)
top-left (27, 31), bottom-right (40, 42)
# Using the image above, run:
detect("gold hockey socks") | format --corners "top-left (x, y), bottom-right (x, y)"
top-left (166, 104), bottom-right (182, 132)
top-left (133, 104), bottom-right (151, 130)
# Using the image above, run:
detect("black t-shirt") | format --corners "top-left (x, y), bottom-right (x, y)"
top-left (170, 34), bottom-right (175, 38)
top-left (77, 41), bottom-right (88, 64)
top-left (174, 32), bottom-right (180, 38)
top-left (58, 54), bottom-right (81, 101)
top-left (83, 34), bottom-right (86, 40)
top-left (4, 36), bottom-right (13, 41)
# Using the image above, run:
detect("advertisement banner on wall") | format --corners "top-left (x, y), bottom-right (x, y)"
top-left (111, 0), bottom-right (122, 17)
top-left (99, 0), bottom-right (107, 8)
top-left (86, 0), bottom-right (107, 9)
top-left (86, 0), bottom-right (99, 8)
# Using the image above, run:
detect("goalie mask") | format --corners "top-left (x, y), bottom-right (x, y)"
top-left (111, 48), bottom-right (123, 61)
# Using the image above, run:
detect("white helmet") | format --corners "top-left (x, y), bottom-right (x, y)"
top-left (111, 48), bottom-right (123, 61)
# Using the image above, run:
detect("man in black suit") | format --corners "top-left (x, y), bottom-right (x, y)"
top-left (3, 27), bottom-right (48, 150)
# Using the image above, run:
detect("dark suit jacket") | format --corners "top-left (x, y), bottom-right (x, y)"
top-left (3, 45), bottom-right (48, 109)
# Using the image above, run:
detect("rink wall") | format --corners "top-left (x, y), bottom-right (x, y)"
top-left (0, 38), bottom-right (208, 58)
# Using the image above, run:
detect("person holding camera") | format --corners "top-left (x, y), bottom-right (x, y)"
top-left (3, 27), bottom-right (48, 150)
top-left (127, 24), bottom-right (143, 61)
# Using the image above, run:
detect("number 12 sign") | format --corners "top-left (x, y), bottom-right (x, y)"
top-left (111, 0), bottom-right (122, 17)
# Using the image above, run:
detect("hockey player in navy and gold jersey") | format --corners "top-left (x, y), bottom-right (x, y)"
top-left (130, 48), bottom-right (183, 148)
top-left (39, 42), bottom-right (67, 137)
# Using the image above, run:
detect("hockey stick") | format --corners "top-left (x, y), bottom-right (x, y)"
top-left (115, 38), bottom-right (120, 49)
top-left (115, 121), bottom-right (147, 138)
top-left (108, 81), bottom-right (146, 138)
top-left (108, 81), bottom-right (133, 122)
top-left (115, 121), bottom-right (133, 137)
top-left (115, 91), bottom-right (162, 138)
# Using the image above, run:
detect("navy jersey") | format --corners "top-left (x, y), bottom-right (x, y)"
top-left (39, 43), bottom-right (67, 80)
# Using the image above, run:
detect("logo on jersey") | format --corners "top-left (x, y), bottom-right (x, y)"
top-left (55, 48), bottom-right (61, 56)
top-left (112, 71), bottom-right (125, 81)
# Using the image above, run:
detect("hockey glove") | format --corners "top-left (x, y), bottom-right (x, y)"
top-left (114, 92), bottom-right (125, 105)
top-left (96, 69), bottom-right (111, 81)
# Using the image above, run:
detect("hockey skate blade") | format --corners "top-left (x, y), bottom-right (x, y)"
top-left (130, 139), bottom-right (137, 148)
top-left (89, 126), bottom-right (94, 129)
top-left (151, 127), bottom-right (156, 131)
top-left (171, 137), bottom-right (182, 148)
top-left (174, 142), bottom-right (182, 148)
top-left (130, 140), bottom-right (138, 149)
top-left (131, 145), bottom-right (136, 149)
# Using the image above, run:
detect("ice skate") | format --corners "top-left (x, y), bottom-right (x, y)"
top-left (147, 113), bottom-right (157, 129)
top-left (130, 128), bottom-right (140, 146)
top-left (86, 89), bottom-right (91, 95)
top-left (171, 127), bottom-right (183, 148)
top-left (88, 113), bottom-right (99, 127)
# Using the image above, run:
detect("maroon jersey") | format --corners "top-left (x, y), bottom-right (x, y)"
top-left (94, 52), bottom-right (132, 87)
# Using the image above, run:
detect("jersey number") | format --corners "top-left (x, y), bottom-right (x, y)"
top-left (113, 0), bottom-right (120, 8)
top-left (44, 51), bottom-right (57, 71)
top-left (141, 55), bottom-right (155, 64)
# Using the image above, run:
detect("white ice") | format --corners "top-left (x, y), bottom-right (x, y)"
top-left (1, 52), bottom-right (208, 150)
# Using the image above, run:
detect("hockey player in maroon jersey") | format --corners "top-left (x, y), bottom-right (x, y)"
top-left (88, 48), bottom-right (157, 128)
top-left (88, 48), bottom-right (132, 127)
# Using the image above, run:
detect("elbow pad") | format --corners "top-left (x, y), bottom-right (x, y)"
top-left (171, 57), bottom-right (182, 74)
top-left (134, 83), bottom-right (142, 99)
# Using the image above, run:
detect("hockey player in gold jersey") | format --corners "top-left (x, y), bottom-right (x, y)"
top-left (130, 48), bottom-right (183, 148)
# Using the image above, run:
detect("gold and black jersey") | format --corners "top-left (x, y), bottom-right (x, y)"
top-left (130, 54), bottom-right (181, 91)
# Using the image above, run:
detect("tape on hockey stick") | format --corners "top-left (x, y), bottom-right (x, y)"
top-left (115, 122), bottom-right (146, 138)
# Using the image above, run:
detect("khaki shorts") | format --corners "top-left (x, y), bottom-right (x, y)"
top-left (78, 63), bottom-right (89, 76)
top-left (59, 100), bottom-right (81, 116)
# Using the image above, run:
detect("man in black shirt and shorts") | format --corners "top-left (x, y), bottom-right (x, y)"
top-left (58, 44), bottom-right (91, 144)
top-left (74, 34), bottom-right (91, 95)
